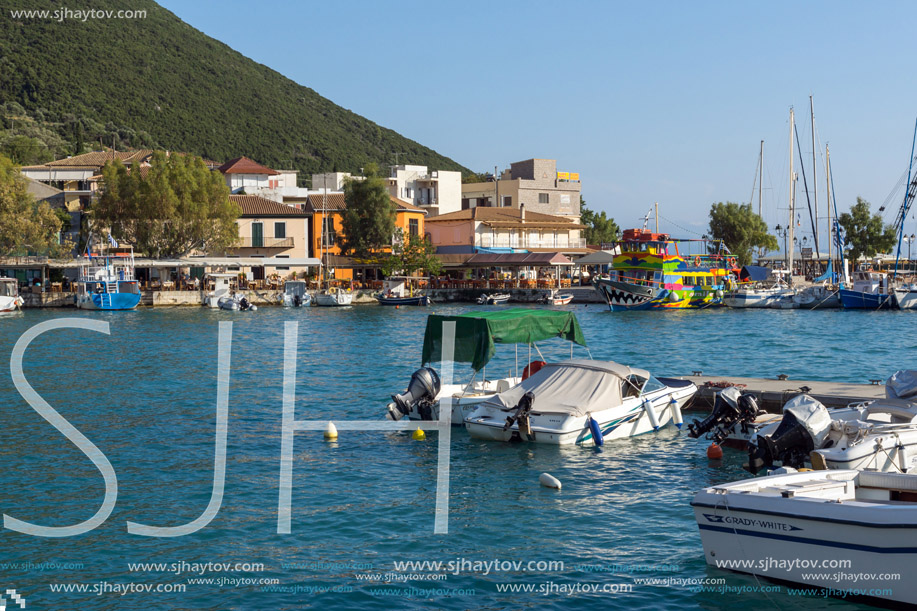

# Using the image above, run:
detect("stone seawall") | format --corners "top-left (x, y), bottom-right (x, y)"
top-left (20, 285), bottom-right (603, 307)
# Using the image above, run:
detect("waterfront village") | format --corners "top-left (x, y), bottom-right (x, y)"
top-left (5, 150), bottom-right (600, 307)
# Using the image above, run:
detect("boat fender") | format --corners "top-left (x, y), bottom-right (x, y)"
top-left (522, 360), bottom-right (547, 380)
top-left (668, 291), bottom-right (680, 302)
top-left (588, 416), bottom-right (604, 446)
top-left (715, 290), bottom-right (723, 299)
top-left (643, 399), bottom-right (660, 431)
top-left (539, 473), bottom-right (562, 490)
top-left (669, 397), bottom-right (683, 429)
top-left (250, 304), bottom-right (258, 312)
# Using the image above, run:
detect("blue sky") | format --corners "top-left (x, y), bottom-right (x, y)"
top-left (158, 0), bottom-right (917, 244)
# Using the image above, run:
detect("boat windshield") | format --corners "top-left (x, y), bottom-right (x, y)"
top-left (642, 375), bottom-right (667, 394)
top-left (622, 374), bottom-right (647, 398)
top-left (0, 281), bottom-right (14, 297)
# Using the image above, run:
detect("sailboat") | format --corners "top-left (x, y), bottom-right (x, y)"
top-left (892, 119), bottom-right (917, 310)
top-left (314, 182), bottom-right (353, 307)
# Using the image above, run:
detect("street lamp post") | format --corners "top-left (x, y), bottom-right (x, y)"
top-left (775, 224), bottom-right (788, 271)
top-left (908, 234), bottom-right (916, 272)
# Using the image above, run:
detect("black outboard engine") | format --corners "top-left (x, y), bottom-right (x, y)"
top-left (688, 387), bottom-right (762, 444)
top-left (239, 296), bottom-right (251, 311)
top-left (746, 394), bottom-right (832, 474)
top-left (386, 367), bottom-right (442, 421)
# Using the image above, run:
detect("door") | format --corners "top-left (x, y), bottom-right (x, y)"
top-left (252, 222), bottom-right (264, 248)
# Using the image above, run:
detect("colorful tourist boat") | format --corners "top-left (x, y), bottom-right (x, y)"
top-left (593, 229), bottom-right (739, 311)
top-left (74, 253), bottom-right (141, 310)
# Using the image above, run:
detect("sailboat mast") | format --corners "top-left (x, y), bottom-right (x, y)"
top-left (825, 144), bottom-right (833, 271)
top-left (758, 140), bottom-right (764, 219)
top-left (788, 108), bottom-right (796, 284)
top-left (810, 96), bottom-right (818, 261)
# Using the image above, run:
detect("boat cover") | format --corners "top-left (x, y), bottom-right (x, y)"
top-left (738, 266), bottom-right (771, 282)
top-left (477, 359), bottom-right (649, 417)
top-left (422, 309), bottom-right (586, 371)
top-left (783, 395), bottom-right (832, 448)
top-left (284, 281), bottom-right (307, 297)
top-left (886, 370), bottom-right (917, 400)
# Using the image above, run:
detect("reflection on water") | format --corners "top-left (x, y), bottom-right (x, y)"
top-left (0, 305), bottom-right (895, 609)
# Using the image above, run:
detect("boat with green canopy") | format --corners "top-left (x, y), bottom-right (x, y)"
top-left (386, 308), bottom-right (589, 425)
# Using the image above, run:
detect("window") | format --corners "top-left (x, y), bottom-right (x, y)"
top-left (502, 196), bottom-right (512, 207)
top-left (642, 375), bottom-right (667, 394)
top-left (275, 255), bottom-right (290, 271)
top-left (622, 374), bottom-right (647, 398)
top-left (274, 222), bottom-right (286, 239)
top-left (409, 218), bottom-right (419, 237)
top-left (538, 193), bottom-right (549, 204)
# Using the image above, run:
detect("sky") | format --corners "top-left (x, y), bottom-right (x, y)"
top-left (158, 0), bottom-right (917, 247)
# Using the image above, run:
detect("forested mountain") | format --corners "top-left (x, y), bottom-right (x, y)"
top-left (0, 0), bottom-right (468, 180)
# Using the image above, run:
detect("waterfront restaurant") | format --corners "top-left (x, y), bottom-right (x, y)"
top-left (429, 252), bottom-right (575, 290)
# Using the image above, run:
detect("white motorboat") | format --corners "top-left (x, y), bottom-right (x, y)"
top-left (791, 283), bottom-right (841, 309)
top-left (693, 468), bottom-right (917, 606)
top-left (464, 359), bottom-right (697, 445)
top-left (315, 287), bottom-right (353, 307)
top-left (724, 268), bottom-right (792, 309)
top-left (217, 294), bottom-right (257, 311)
top-left (894, 283), bottom-right (917, 309)
top-left (746, 371), bottom-right (917, 474)
top-left (204, 273), bottom-right (238, 308)
top-left (282, 280), bottom-right (311, 307)
top-left (477, 292), bottom-right (510, 305)
top-left (0, 278), bottom-right (23, 312)
top-left (385, 309), bottom-right (589, 426)
top-left (540, 289), bottom-right (573, 306)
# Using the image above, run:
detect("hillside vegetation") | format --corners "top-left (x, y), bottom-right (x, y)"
top-left (0, 0), bottom-right (468, 180)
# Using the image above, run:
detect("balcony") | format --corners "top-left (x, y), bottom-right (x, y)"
top-left (239, 237), bottom-right (295, 248)
top-left (478, 236), bottom-right (586, 250)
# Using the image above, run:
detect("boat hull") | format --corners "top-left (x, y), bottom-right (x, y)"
top-left (315, 292), bottom-right (353, 307)
top-left (839, 288), bottom-right (895, 309)
top-left (464, 382), bottom-right (696, 445)
top-left (693, 471), bottom-right (917, 605)
top-left (0, 295), bottom-right (23, 312)
top-left (76, 292), bottom-right (141, 310)
top-left (895, 288), bottom-right (917, 310)
top-left (377, 295), bottom-right (428, 306)
top-left (723, 289), bottom-right (791, 308)
top-left (594, 279), bottom-right (721, 311)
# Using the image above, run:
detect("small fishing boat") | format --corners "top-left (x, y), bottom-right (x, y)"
top-left (894, 283), bottom-right (917, 309)
top-left (539, 289), bottom-right (574, 306)
top-left (0, 278), bottom-right (23, 312)
top-left (477, 293), bottom-right (510, 305)
top-left (593, 228), bottom-right (737, 311)
top-left (376, 276), bottom-right (429, 306)
top-left (203, 273), bottom-right (238, 308)
top-left (282, 280), bottom-right (311, 307)
top-left (74, 253), bottom-right (141, 310)
top-left (464, 360), bottom-right (696, 444)
top-left (839, 269), bottom-right (895, 309)
top-left (385, 309), bottom-right (588, 425)
top-left (315, 287), bottom-right (353, 307)
top-left (693, 468), bottom-right (917, 606)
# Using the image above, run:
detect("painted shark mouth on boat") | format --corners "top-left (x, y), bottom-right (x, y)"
top-left (602, 288), bottom-right (653, 305)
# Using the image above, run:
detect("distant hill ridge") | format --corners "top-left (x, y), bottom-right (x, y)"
top-left (0, 0), bottom-right (469, 180)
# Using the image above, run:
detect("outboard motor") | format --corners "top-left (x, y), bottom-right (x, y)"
top-left (746, 394), bottom-right (833, 474)
top-left (386, 367), bottom-right (442, 421)
top-left (239, 296), bottom-right (251, 311)
top-left (687, 387), bottom-right (762, 444)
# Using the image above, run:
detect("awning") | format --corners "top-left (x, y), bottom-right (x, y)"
top-left (422, 308), bottom-right (586, 371)
top-left (133, 257), bottom-right (323, 268)
top-left (573, 249), bottom-right (618, 265)
top-left (465, 252), bottom-right (573, 267)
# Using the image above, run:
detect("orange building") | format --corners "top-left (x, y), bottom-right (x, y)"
top-left (304, 193), bottom-right (426, 282)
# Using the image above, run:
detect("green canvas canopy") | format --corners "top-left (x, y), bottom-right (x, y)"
top-left (421, 308), bottom-right (587, 371)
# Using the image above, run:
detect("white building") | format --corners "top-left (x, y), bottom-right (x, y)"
top-left (386, 165), bottom-right (461, 217)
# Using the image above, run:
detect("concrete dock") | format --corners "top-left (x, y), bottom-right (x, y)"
top-left (681, 373), bottom-right (887, 413)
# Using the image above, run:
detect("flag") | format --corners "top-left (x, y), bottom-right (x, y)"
top-left (108, 234), bottom-right (118, 248)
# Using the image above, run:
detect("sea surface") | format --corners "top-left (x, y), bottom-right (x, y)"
top-left (0, 303), bottom-right (913, 610)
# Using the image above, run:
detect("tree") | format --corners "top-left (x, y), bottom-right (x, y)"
top-left (382, 230), bottom-right (443, 277)
top-left (579, 197), bottom-right (619, 246)
top-left (95, 151), bottom-right (239, 258)
top-left (461, 171), bottom-right (491, 184)
top-left (340, 163), bottom-right (396, 258)
top-left (0, 154), bottom-right (65, 256)
top-left (707, 202), bottom-right (778, 266)
top-left (0, 134), bottom-right (51, 165)
top-left (838, 197), bottom-right (897, 263)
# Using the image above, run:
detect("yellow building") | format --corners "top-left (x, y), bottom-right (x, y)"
top-left (304, 193), bottom-right (426, 282)
top-left (229, 194), bottom-right (311, 280)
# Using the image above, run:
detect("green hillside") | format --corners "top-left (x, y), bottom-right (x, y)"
top-left (0, 0), bottom-right (469, 180)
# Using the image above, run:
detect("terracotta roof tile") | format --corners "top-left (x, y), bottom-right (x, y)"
top-left (22, 149), bottom-right (153, 170)
top-left (219, 156), bottom-right (280, 175)
top-left (230, 195), bottom-right (309, 217)
top-left (426, 207), bottom-right (579, 226)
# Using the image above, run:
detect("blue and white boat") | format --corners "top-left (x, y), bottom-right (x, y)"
top-left (74, 253), bottom-right (141, 310)
top-left (839, 269), bottom-right (895, 310)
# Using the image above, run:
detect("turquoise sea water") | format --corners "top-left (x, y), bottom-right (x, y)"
top-left (1, 304), bottom-right (913, 610)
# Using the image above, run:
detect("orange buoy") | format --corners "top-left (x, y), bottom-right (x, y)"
top-left (707, 443), bottom-right (723, 460)
top-left (395, 305), bottom-right (400, 309)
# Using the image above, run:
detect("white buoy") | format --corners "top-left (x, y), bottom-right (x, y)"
top-left (539, 473), bottom-right (562, 490)
top-left (643, 399), bottom-right (660, 431)
top-left (669, 397), bottom-right (683, 429)
top-left (324, 421), bottom-right (338, 441)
